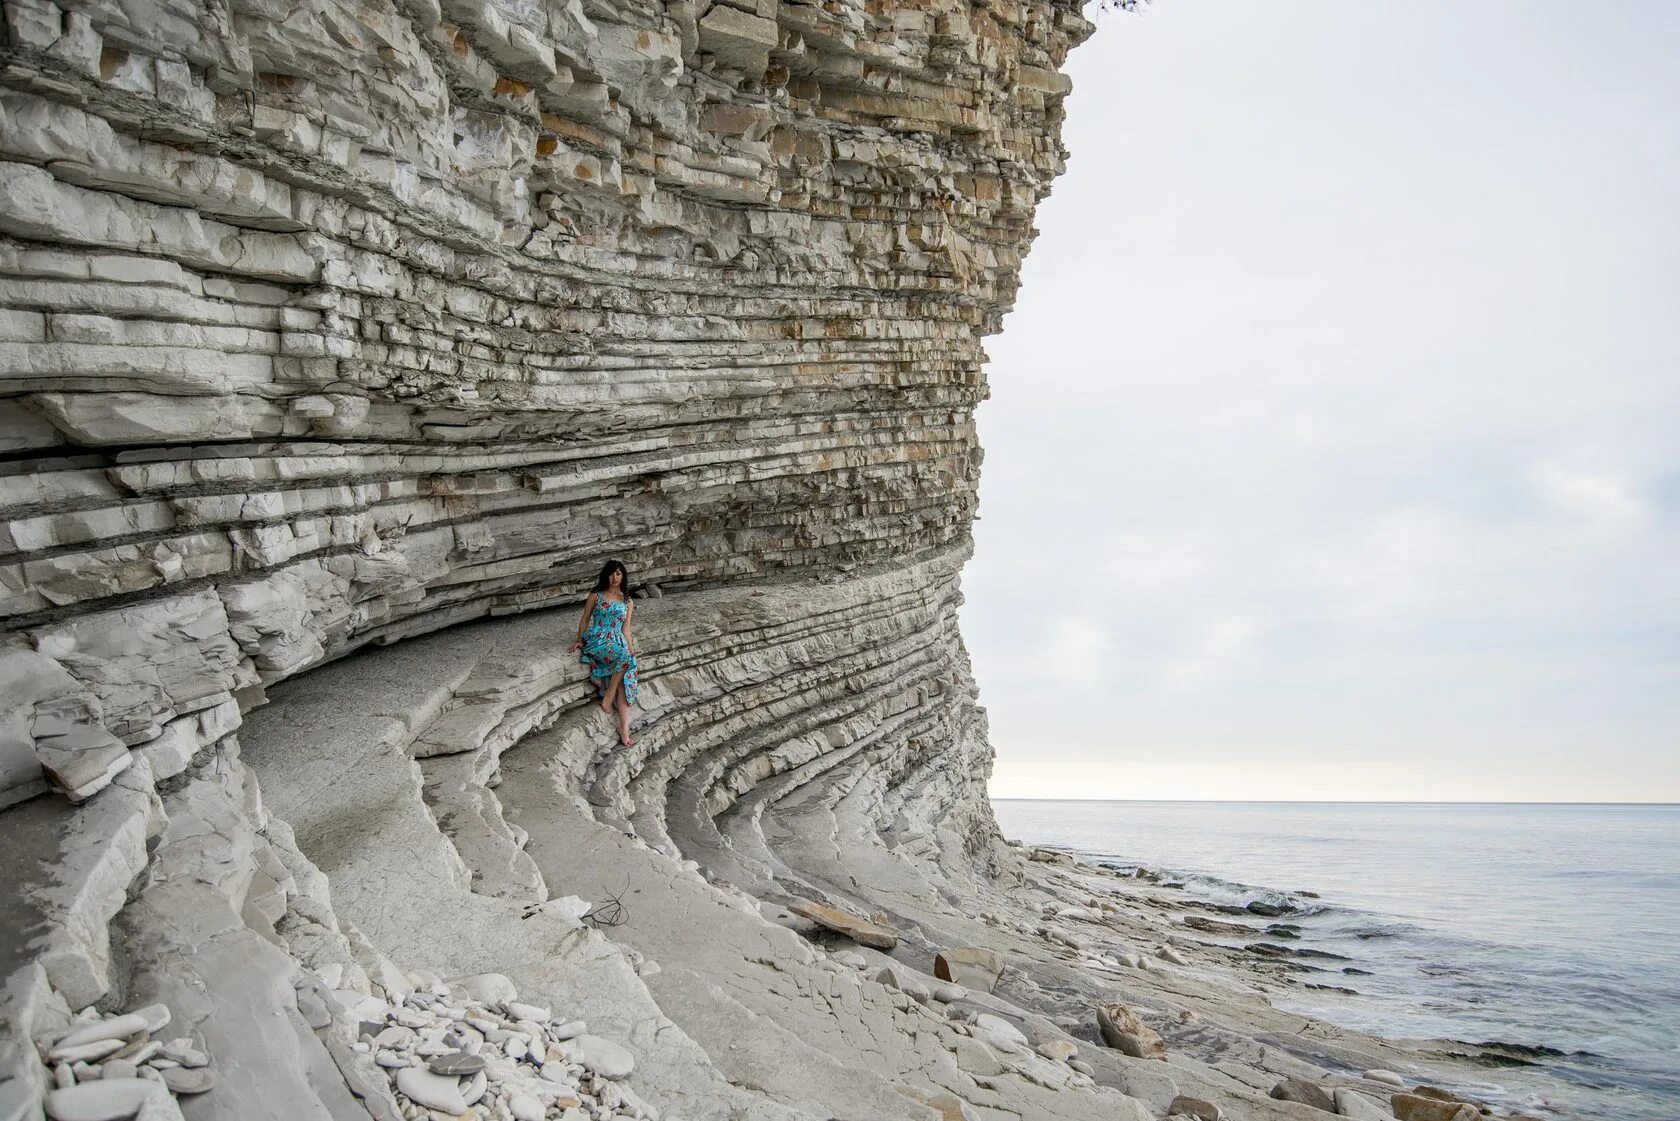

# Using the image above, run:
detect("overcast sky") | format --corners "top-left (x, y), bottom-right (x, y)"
top-left (966, 0), bottom-right (1680, 802)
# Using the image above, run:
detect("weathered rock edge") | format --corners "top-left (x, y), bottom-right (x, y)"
top-left (1, 0), bottom-right (1093, 1115)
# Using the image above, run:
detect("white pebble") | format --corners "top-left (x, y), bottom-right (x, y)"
top-left (43, 1078), bottom-right (153, 1121)
top-left (394, 1067), bottom-right (468, 1114)
top-left (48, 1040), bottom-right (125, 1065)
top-left (506, 1002), bottom-right (551, 1022)
top-left (99, 1061), bottom-right (137, 1081)
top-left (53, 1015), bottom-right (148, 1051)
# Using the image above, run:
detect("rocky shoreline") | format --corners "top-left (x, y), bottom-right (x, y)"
top-left (988, 844), bottom-right (1578, 1121)
top-left (10, 577), bottom-right (1588, 1121)
top-left (0, 0), bottom-right (1610, 1112)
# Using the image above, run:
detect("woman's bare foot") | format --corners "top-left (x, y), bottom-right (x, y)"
top-left (619, 732), bottom-right (636, 747)
top-left (599, 694), bottom-right (614, 715)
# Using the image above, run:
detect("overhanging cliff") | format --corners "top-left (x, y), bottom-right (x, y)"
top-left (1, 0), bottom-right (1103, 1115)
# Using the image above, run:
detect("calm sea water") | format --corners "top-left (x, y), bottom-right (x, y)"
top-left (991, 800), bottom-right (1680, 1120)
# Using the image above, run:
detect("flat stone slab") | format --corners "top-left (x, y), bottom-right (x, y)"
top-left (787, 901), bottom-right (897, 950)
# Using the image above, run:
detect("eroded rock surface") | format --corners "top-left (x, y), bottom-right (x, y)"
top-left (1, 0), bottom-right (1096, 1112)
top-left (0, 2), bottom-right (1562, 1121)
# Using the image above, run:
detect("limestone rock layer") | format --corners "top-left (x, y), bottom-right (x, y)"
top-left (0, 0), bottom-right (1094, 1115)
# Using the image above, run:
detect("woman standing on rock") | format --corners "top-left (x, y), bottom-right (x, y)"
top-left (569, 560), bottom-right (640, 748)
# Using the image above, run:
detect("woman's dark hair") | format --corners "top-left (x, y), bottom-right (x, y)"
top-left (593, 559), bottom-right (631, 599)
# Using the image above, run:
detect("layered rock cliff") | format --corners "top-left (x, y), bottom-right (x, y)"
top-left (0, 4), bottom-right (1568, 1120)
top-left (1, 0), bottom-right (1107, 1114)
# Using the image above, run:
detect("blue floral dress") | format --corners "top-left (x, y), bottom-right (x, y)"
top-left (579, 596), bottom-right (638, 704)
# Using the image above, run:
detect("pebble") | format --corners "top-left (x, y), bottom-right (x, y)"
top-left (53, 1015), bottom-right (149, 1051)
top-left (427, 1051), bottom-right (486, 1076)
top-left (48, 1040), bottom-right (126, 1065)
top-left (509, 1093), bottom-right (545, 1121)
top-left (114, 1040), bottom-right (159, 1065)
top-left (375, 1026), bottom-right (416, 1049)
top-left (560, 1035), bottom-right (635, 1080)
top-left (376, 1050), bottom-right (411, 1068)
top-left (551, 1020), bottom-right (586, 1041)
top-left (43, 1079), bottom-right (153, 1121)
top-left (160, 1066), bottom-right (217, 1095)
top-left (133, 1005), bottom-right (171, 1035)
top-left (100, 1061), bottom-right (138, 1081)
top-left (394, 1067), bottom-right (468, 1114)
top-left (506, 1002), bottom-right (551, 1022)
top-left (1364, 1069), bottom-right (1406, 1087)
top-left (159, 1039), bottom-right (209, 1068)
top-left (931, 984), bottom-right (966, 1003)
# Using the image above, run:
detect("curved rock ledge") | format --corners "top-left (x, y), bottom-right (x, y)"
top-left (0, 0), bottom-right (1553, 1119)
top-left (2, 0), bottom-right (1097, 1110)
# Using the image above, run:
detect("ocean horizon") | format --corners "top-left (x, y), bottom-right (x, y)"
top-left (991, 797), bottom-right (1680, 1120)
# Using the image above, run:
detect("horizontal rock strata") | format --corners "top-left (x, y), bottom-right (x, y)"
top-left (1, 0), bottom-right (1100, 1115)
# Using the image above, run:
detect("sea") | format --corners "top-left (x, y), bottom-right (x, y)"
top-left (990, 800), bottom-right (1680, 1121)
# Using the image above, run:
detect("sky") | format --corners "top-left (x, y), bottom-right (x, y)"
top-left (965, 0), bottom-right (1680, 802)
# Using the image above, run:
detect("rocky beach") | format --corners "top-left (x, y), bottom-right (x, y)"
top-left (0, 0), bottom-right (1620, 1116)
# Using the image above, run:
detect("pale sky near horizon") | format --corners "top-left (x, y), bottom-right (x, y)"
top-left (965, 1), bottom-right (1680, 802)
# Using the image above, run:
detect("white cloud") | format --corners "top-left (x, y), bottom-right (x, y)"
top-left (1535, 465), bottom-right (1644, 524)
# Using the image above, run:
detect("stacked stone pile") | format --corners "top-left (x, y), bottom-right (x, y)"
top-left (36, 1003), bottom-right (213, 1121)
top-left (347, 972), bottom-right (648, 1121)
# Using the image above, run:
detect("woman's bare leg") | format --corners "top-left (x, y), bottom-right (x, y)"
top-left (615, 690), bottom-right (635, 747)
top-left (600, 668), bottom-right (623, 714)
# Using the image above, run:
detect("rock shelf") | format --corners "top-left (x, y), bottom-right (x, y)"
top-left (0, 0), bottom-right (1572, 1116)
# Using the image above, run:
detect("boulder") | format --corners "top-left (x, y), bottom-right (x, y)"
top-left (1095, 1003), bottom-right (1166, 1059)
top-left (1168, 1096), bottom-right (1222, 1121)
top-left (1334, 1087), bottom-right (1395, 1119)
top-left (933, 947), bottom-right (1004, 993)
top-left (874, 966), bottom-right (931, 1004)
top-left (1363, 1070), bottom-right (1406, 1088)
top-left (1391, 1094), bottom-right (1479, 1121)
top-left (1270, 1078), bottom-right (1336, 1112)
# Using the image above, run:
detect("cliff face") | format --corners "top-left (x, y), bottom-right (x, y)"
top-left (0, 0), bottom-right (1097, 1115)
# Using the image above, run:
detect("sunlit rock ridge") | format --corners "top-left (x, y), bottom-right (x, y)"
top-left (0, 0), bottom-right (1167, 1118)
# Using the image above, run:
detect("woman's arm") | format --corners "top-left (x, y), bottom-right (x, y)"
top-left (568, 593), bottom-right (596, 651)
top-left (624, 601), bottom-right (636, 655)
